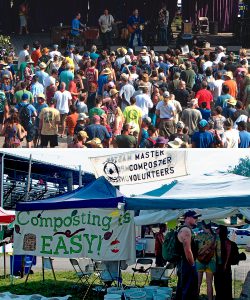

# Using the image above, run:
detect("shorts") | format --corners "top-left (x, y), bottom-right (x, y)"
top-left (196, 259), bottom-right (216, 273)
top-left (0, 112), bottom-right (4, 124)
top-left (26, 123), bottom-right (36, 142)
top-left (60, 113), bottom-right (67, 125)
top-left (40, 134), bottom-right (58, 148)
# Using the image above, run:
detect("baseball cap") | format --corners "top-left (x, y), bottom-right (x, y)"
top-left (77, 130), bottom-right (88, 139)
top-left (183, 210), bottom-right (201, 219)
top-left (163, 91), bottom-right (170, 98)
top-left (83, 52), bottom-right (90, 58)
top-left (176, 121), bottom-right (185, 129)
top-left (143, 116), bottom-right (151, 125)
top-left (78, 113), bottom-right (88, 121)
top-left (199, 119), bottom-right (208, 128)
top-left (37, 93), bottom-right (46, 100)
top-left (22, 93), bottom-right (29, 100)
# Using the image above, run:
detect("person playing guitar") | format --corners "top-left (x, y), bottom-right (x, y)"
top-left (127, 9), bottom-right (145, 48)
top-left (98, 9), bottom-right (115, 49)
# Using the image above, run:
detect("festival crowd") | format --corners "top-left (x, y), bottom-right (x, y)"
top-left (0, 42), bottom-right (249, 148)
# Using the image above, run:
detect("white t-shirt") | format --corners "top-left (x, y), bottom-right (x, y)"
top-left (214, 52), bottom-right (226, 64)
top-left (222, 129), bottom-right (239, 148)
top-left (44, 76), bottom-right (56, 89)
top-left (55, 90), bottom-right (72, 114)
top-left (213, 79), bottom-right (224, 100)
top-left (18, 49), bottom-right (29, 69)
top-left (98, 14), bottom-right (114, 32)
top-left (135, 93), bottom-right (153, 118)
top-left (156, 100), bottom-right (176, 119)
top-left (49, 50), bottom-right (62, 59)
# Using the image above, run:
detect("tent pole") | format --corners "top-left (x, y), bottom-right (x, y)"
top-left (79, 165), bottom-right (82, 187)
top-left (25, 155), bottom-right (32, 201)
top-left (1, 153), bottom-right (5, 208)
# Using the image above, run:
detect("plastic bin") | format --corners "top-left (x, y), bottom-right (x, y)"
top-left (10, 255), bottom-right (36, 276)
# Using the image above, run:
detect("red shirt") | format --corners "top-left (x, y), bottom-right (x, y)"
top-left (66, 113), bottom-right (79, 136)
top-left (68, 80), bottom-right (78, 103)
top-left (31, 49), bottom-right (42, 67)
top-left (196, 89), bottom-right (213, 109)
top-left (155, 232), bottom-right (164, 256)
top-left (223, 79), bottom-right (237, 98)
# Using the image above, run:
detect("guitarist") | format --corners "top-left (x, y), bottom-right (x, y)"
top-left (127, 9), bottom-right (145, 48)
top-left (98, 9), bottom-right (115, 50)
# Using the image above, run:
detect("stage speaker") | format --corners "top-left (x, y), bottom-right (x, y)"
top-left (134, 46), bottom-right (151, 54)
top-left (209, 21), bottom-right (218, 35)
top-left (227, 46), bottom-right (242, 53)
top-left (110, 45), bottom-right (124, 52)
top-left (177, 34), bottom-right (194, 49)
top-left (153, 46), bottom-right (168, 53)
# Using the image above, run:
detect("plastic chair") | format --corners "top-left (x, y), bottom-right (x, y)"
top-left (69, 258), bottom-right (92, 287)
top-left (198, 17), bottom-right (209, 33)
top-left (150, 262), bottom-right (175, 286)
top-left (130, 258), bottom-right (153, 286)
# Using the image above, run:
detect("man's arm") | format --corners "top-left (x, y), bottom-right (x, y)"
top-left (178, 227), bottom-right (195, 266)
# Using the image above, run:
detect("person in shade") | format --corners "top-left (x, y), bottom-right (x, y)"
top-left (237, 121), bottom-right (250, 148)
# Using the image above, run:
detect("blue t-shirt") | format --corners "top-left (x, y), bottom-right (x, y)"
top-left (198, 108), bottom-right (211, 121)
top-left (71, 19), bottom-right (80, 36)
top-left (85, 124), bottom-right (110, 142)
top-left (239, 131), bottom-right (250, 148)
top-left (139, 128), bottom-right (149, 148)
top-left (191, 131), bottom-right (214, 148)
top-left (159, 62), bottom-right (169, 76)
top-left (34, 103), bottom-right (48, 127)
top-left (215, 94), bottom-right (231, 108)
top-left (97, 74), bottom-right (108, 96)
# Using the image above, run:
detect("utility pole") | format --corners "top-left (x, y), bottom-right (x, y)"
top-left (25, 155), bottom-right (32, 201)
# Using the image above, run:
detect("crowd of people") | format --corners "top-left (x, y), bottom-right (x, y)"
top-left (0, 41), bottom-right (249, 148)
top-left (155, 211), bottom-right (245, 300)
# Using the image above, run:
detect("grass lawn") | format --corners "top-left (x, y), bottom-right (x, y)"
top-left (0, 271), bottom-right (244, 300)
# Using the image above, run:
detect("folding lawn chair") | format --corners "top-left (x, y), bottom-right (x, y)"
top-left (130, 258), bottom-right (153, 286)
top-left (70, 258), bottom-right (92, 287)
top-left (150, 262), bottom-right (175, 286)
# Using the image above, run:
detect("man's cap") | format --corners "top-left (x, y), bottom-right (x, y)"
top-left (156, 136), bottom-right (168, 144)
top-left (78, 130), bottom-right (88, 138)
top-left (83, 52), bottom-right (90, 58)
top-left (199, 119), bottom-right (208, 128)
top-left (22, 93), bottom-right (29, 100)
top-left (110, 88), bottom-right (119, 97)
top-left (183, 210), bottom-right (201, 219)
top-left (92, 115), bottom-right (101, 121)
top-left (53, 44), bottom-right (59, 49)
top-left (163, 91), bottom-right (170, 98)
top-left (78, 113), bottom-right (88, 121)
top-left (217, 45), bottom-right (225, 51)
top-left (37, 93), bottom-right (46, 100)
top-left (117, 47), bottom-right (127, 55)
top-left (143, 116), bottom-right (151, 125)
top-left (168, 137), bottom-right (183, 148)
top-left (39, 62), bottom-right (47, 69)
top-left (176, 121), bottom-right (185, 129)
top-left (69, 44), bottom-right (75, 49)
top-left (140, 49), bottom-right (147, 55)
top-left (107, 81), bottom-right (115, 87)
top-left (86, 137), bottom-right (103, 148)
top-left (127, 48), bottom-right (133, 54)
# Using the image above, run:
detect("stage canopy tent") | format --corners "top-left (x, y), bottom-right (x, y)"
top-left (124, 173), bottom-right (250, 225)
top-left (16, 176), bottom-right (124, 211)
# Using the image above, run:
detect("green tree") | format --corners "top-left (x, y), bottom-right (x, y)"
top-left (228, 157), bottom-right (250, 177)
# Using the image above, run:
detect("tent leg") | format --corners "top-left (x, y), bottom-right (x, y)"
top-left (25, 256), bottom-right (34, 285)
top-left (3, 244), bottom-right (6, 278)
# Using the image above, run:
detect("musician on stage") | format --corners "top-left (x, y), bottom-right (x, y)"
top-left (71, 13), bottom-right (85, 37)
top-left (98, 9), bottom-right (115, 49)
top-left (158, 3), bottom-right (169, 45)
top-left (127, 9), bottom-right (145, 48)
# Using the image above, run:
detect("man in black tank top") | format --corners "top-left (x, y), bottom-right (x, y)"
top-left (176, 210), bottom-right (201, 300)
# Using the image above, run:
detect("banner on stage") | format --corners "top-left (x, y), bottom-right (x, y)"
top-left (14, 208), bottom-right (135, 260)
top-left (90, 150), bottom-right (188, 185)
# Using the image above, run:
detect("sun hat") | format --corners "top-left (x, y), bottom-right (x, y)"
top-left (86, 137), bottom-right (103, 148)
top-left (156, 136), bottom-right (168, 144)
top-left (224, 71), bottom-right (233, 80)
top-left (143, 116), bottom-right (151, 125)
top-left (176, 121), bottom-right (185, 129)
top-left (110, 88), bottom-right (119, 97)
top-left (227, 97), bottom-right (237, 106)
top-left (39, 62), bottom-right (47, 69)
top-left (77, 130), bottom-right (88, 139)
top-left (217, 45), bottom-right (225, 51)
top-left (168, 138), bottom-right (184, 148)
top-left (117, 47), bottom-right (127, 56)
top-left (101, 68), bottom-right (112, 75)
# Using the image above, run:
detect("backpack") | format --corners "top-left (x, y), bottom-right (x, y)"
top-left (4, 124), bottom-right (21, 148)
top-left (197, 236), bottom-right (216, 264)
top-left (162, 229), bottom-right (181, 263)
top-left (18, 104), bottom-right (30, 130)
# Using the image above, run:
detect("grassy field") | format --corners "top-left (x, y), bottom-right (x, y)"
top-left (0, 271), bottom-right (244, 300)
